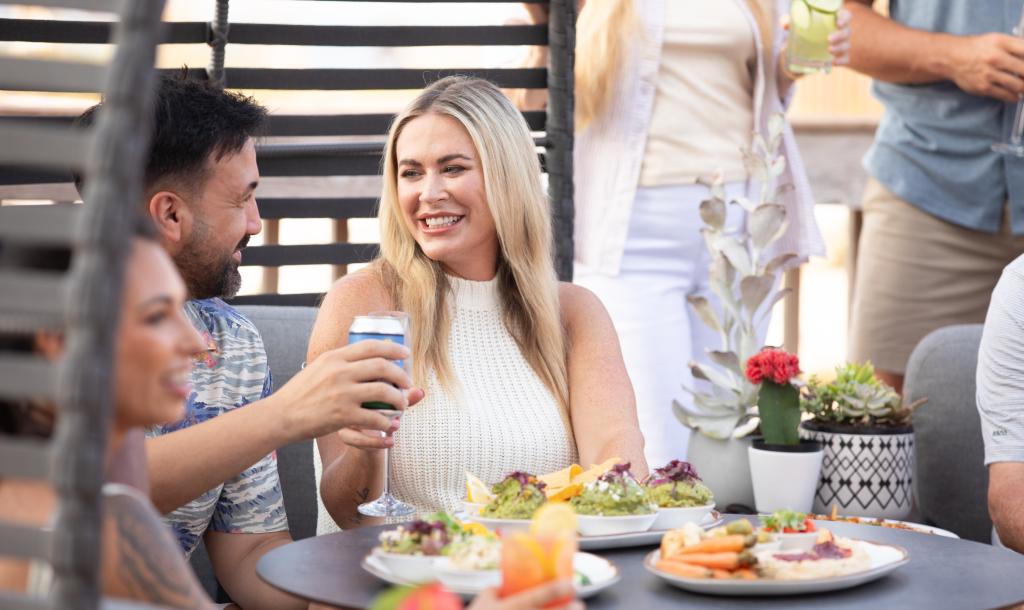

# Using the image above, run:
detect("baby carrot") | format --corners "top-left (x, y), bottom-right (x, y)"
top-left (656, 559), bottom-right (713, 579)
top-left (674, 552), bottom-right (742, 571)
top-left (677, 535), bottom-right (747, 555)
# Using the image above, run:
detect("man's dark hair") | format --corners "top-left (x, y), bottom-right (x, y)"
top-left (74, 73), bottom-right (267, 196)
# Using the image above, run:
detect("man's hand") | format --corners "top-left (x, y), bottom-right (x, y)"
top-left (948, 33), bottom-right (1024, 102)
top-left (272, 339), bottom-right (416, 442)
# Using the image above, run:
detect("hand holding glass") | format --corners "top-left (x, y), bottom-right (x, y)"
top-left (350, 312), bottom-right (416, 518)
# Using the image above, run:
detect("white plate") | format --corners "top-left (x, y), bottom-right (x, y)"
top-left (463, 511), bottom-right (723, 551)
top-left (362, 551), bottom-right (620, 599)
top-left (651, 503), bottom-right (716, 531)
top-left (811, 517), bottom-right (959, 539)
top-left (578, 510), bottom-right (723, 551)
top-left (434, 557), bottom-right (501, 590)
top-left (371, 549), bottom-right (439, 583)
top-left (644, 539), bottom-right (909, 596)
top-left (577, 512), bottom-right (658, 537)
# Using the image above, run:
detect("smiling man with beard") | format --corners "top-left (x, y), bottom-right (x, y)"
top-left (76, 75), bottom-right (422, 610)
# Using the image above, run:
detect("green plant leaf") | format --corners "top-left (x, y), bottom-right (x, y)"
top-left (699, 197), bottom-right (726, 230)
top-left (757, 382), bottom-right (801, 445)
top-left (687, 295), bottom-right (722, 333)
top-left (707, 350), bottom-right (743, 377)
top-left (674, 400), bottom-right (743, 439)
top-left (715, 236), bottom-right (752, 276)
top-left (756, 287), bottom-right (792, 324)
top-left (764, 253), bottom-right (798, 275)
top-left (749, 204), bottom-right (787, 250)
top-left (740, 275), bottom-right (774, 314)
top-left (691, 362), bottom-right (740, 393)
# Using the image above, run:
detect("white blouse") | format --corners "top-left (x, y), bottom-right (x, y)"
top-left (316, 275), bottom-right (578, 532)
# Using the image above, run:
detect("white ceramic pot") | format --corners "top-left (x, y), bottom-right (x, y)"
top-left (747, 439), bottom-right (823, 514)
top-left (799, 422), bottom-right (914, 520)
top-left (686, 433), bottom-right (755, 510)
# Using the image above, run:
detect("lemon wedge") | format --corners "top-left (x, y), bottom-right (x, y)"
top-left (465, 472), bottom-right (494, 504)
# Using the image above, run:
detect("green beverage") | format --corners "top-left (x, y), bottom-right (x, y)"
top-left (788, 0), bottom-right (839, 74)
top-left (348, 314), bottom-right (407, 411)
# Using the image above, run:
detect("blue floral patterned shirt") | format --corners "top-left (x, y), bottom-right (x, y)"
top-left (147, 298), bottom-right (288, 557)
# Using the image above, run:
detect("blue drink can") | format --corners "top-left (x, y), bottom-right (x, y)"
top-left (348, 314), bottom-right (406, 411)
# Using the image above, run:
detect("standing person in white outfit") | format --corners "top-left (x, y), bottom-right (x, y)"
top-left (527, 1), bottom-right (846, 467)
top-left (309, 76), bottom-right (647, 533)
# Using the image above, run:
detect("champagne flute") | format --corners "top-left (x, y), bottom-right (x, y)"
top-left (350, 312), bottom-right (416, 518)
top-left (992, 7), bottom-right (1024, 156)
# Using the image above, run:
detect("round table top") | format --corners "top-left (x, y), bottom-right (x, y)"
top-left (257, 519), bottom-right (1024, 609)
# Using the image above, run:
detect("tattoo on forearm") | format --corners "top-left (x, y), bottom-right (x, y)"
top-left (346, 487), bottom-right (371, 528)
top-left (109, 495), bottom-right (210, 608)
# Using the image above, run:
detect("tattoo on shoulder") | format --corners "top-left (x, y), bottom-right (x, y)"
top-left (106, 492), bottom-right (211, 609)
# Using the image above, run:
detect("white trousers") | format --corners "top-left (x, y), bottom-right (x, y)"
top-left (575, 182), bottom-right (752, 469)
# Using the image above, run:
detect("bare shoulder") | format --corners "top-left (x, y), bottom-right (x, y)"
top-left (558, 281), bottom-right (611, 331)
top-left (321, 268), bottom-right (392, 314)
top-left (309, 268), bottom-right (393, 359)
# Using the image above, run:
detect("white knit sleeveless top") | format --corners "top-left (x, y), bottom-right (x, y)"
top-left (315, 275), bottom-right (578, 533)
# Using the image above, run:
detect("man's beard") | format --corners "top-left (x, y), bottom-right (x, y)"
top-left (174, 221), bottom-right (248, 300)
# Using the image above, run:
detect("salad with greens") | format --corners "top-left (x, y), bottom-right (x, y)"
top-left (644, 460), bottom-right (714, 508)
top-left (378, 513), bottom-right (466, 556)
top-left (570, 462), bottom-right (655, 516)
top-left (481, 471), bottom-right (547, 519)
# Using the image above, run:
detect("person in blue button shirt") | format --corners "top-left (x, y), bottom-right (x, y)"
top-left (845, 0), bottom-right (1024, 395)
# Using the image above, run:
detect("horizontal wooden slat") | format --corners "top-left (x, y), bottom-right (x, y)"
top-left (258, 198), bottom-right (378, 219)
top-left (0, 57), bottom-right (106, 93)
top-left (0, 271), bottom-right (67, 316)
top-left (226, 24), bottom-right (545, 46)
top-left (229, 292), bottom-right (325, 307)
top-left (0, 111), bottom-right (547, 138)
top-left (241, 242), bottom-right (379, 267)
top-left (0, 354), bottom-right (58, 401)
top-left (0, 18), bottom-right (206, 45)
top-left (0, 0), bottom-right (121, 11)
top-left (220, 68), bottom-right (546, 90)
top-left (0, 523), bottom-right (52, 561)
top-left (0, 205), bottom-right (79, 245)
top-left (265, 110), bottom-right (546, 136)
top-left (0, 438), bottom-right (51, 480)
top-left (0, 122), bottom-right (87, 169)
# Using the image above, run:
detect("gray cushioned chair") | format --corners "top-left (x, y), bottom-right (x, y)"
top-left (189, 304), bottom-right (319, 600)
top-left (904, 324), bottom-right (992, 543)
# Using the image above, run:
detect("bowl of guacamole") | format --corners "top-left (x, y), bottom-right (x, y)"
top-left (570, 463), bottom-right (657, 536)
top-left (474, 472), bottom-right (547, 532)
top-left (645, 460), bottom-right (716, 530)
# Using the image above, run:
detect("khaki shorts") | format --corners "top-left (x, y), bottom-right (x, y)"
top-left (848, 178), bottom-right (1024, 374)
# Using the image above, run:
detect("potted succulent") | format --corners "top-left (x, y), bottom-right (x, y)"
top-left (798, 362), bottom-right (926, 519)
top-left (745, 348), bottom-right (823, 513)
top-left (673, 114), bottom-right (798, 509)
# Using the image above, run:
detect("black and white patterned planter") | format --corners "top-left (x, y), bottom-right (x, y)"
top-left (799, 421), bottom-right (914, 520)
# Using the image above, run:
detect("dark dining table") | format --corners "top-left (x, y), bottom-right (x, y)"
top-left (257, 518), bottom-right (1024, 609)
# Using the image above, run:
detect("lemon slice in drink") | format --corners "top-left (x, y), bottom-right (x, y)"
top-left (805, 0), bottom-right (841, 12)
top-left (530, 502), bottom-right (578, 538)
top-left (791, 0), bottom-right (812, 30)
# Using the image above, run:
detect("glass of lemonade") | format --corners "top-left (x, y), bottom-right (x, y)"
top-left (500, 532), bottom-right (575, 607)
top-left (788, 0), bottom-right (840, 74)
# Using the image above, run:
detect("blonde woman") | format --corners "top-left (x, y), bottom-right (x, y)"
top-left (309, 76), bottom-right (646, 531)
top-left (526, 1), bottom-right (848, 469)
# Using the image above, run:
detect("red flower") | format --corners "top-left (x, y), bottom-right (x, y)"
top-left (746, 348), bottom-right (801, 385)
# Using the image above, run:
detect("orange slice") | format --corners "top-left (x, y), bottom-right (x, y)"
top-left (531, 502), bottom-right (578, 538)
